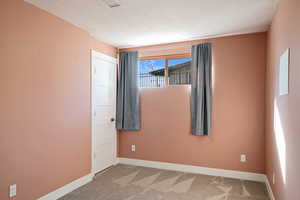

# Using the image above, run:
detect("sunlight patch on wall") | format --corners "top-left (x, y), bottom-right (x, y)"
top-left (273, 100), bottom-right (287, 184)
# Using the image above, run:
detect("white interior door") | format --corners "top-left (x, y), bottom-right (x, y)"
top-left (91, 50), bottom-right (117, 174)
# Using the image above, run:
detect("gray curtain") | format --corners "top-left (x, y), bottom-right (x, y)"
top-left (116, 51), bottom-right (140, 130)
top-left (191, 43), bottom-right (212, 136)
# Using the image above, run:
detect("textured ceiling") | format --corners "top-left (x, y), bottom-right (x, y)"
top-left (25, 0), bottom-right (278, 48)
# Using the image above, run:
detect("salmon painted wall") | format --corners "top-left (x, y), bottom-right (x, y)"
top-left (266, 0), bottom-right (300, 199)
top-left (0, 0), bottom-right (116, 199)
top-left (119, 33), bottom-right (267, 173)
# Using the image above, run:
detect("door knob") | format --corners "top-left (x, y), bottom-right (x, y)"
top-left (110, 118), bottom-right (115, 122)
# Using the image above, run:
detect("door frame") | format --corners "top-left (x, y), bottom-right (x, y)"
top-left (90, 50), bottom-right (117, 176)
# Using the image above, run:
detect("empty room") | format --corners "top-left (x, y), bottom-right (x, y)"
top-left (1, 0), bottom-right (299, 199)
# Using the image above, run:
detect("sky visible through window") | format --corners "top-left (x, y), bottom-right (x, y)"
top-left (138, 59), bottom-right (164, 74)
top-left (138, 58), bottom-right (191, 74)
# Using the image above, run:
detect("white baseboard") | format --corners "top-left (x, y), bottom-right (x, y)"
top-left (118, 158), bottom-right (266, 182)
top-left (265, 176), bottom-right (275, 200)
top-left (38, 173), bottom-right (94, 200)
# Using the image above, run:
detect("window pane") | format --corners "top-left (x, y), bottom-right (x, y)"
top-left (168, 58), bottom-right (192, 85)
top-left (138, 59), bottom-right (165, 88)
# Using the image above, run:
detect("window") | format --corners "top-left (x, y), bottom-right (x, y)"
top-left (138, 57), bottom-right (191, 88)
top-left (168, 58), bottom-right (192, 85)
top-left (138, 59), bottom-right (165, 88)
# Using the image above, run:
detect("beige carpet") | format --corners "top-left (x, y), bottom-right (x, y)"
top-left (59, 164), bottom-right (270, 200)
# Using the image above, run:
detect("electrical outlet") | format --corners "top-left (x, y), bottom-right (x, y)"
top-left (131, 144), bottom-right (136, 152)
top-left (240, 154), bottom-right (247, 162)
top-left (273, 172), bottom-right (276, 184)
top-left (9, 184), bottom-right (16, 197)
